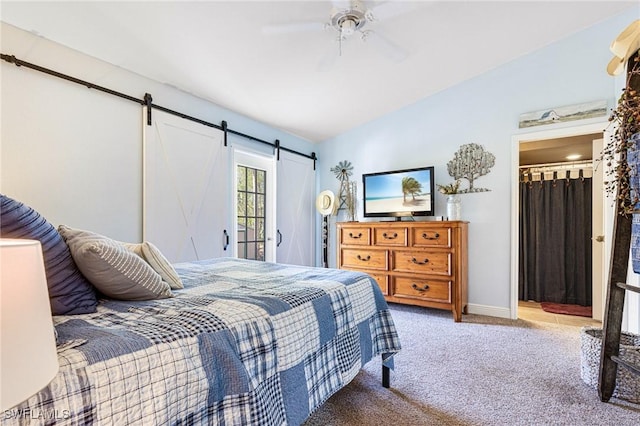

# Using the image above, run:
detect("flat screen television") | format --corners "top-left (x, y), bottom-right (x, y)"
top-left (362, 166), bottom-right (435, 219)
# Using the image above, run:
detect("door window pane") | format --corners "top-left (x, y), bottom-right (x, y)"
top-left (257, 170), bottom-right (265, 193)
top-left (247, 168), bottom-right (256, 192)
top-left (237, 192), bottom-right (246, 216)
top-left (256, 242), bottom-right (265, 261)
top-left (247, 193), bottom-right (256, 216)
top-left (257, 194), bottom-right (265, 217)
top-left (237, 164), bottom-right (267, 261)
top-left (257, 219), bottom-right (265, 239)
top-left (238, 167), bottom-right (246, 191)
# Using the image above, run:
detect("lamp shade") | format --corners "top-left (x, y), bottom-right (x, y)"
top-left (1, 239), bottom-right (59, 410)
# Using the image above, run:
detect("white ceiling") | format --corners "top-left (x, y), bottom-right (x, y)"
top-left (1, 1), bottom-right (635, 142)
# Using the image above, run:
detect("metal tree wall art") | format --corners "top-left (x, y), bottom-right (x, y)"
top-left (330, 160), bottom-right (357, 220)
top-left (447, 143), bottom-right (496, 193)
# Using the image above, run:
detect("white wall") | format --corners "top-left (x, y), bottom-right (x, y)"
top-left (317, 8), bottom-right (639, 319)
top-left (1, 22), bottom-right (314, 242)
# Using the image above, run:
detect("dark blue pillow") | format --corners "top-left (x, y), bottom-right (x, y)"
top-left (0, 194), bottom-right (97, 315)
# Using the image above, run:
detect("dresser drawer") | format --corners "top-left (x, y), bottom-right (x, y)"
top-left (367, 272), bottom-right (389, 296)
top-left (373, 227), bottom-right (408, 247)
top-left (392, 251), bottom-right (451, 275)
top-left (394, 276), bottom-right (451, 303)
top-left (411, 227), bottom-right (451, 248)
top-left (340, 227), bottom-right (371, 245)
top-left (341, 248), bottom-right (388, 271)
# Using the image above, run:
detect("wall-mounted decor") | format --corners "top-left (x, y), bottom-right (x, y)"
top-left (436, 143), bottom-right (495, 220)
top-left (330, 160), bottom-right (357, 221)
top-left (446, 143), bottom-right (495, 193)
top-left (518, 100), bottom-right (607, 128)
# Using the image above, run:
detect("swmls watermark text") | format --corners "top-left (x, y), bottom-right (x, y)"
top-left (4, 408), bottom-right (71, 420)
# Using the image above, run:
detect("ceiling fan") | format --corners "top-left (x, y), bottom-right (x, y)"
top-left (262, 0), bottom-right (410, 69)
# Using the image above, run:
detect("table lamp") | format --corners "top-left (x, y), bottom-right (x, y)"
top-left (1, 239), bottom-right (59, 410)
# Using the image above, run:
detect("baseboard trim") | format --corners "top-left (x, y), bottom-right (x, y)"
top-left (467, 303), bottom-right (513, 319)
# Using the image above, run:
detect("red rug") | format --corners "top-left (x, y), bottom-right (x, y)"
top-left (540, 302), bottom-right (592, 317)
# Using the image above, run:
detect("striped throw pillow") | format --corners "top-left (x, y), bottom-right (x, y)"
top-left (59, 225), bottom-right (173, 301)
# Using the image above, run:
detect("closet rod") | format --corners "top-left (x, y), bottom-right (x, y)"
top-left (519, 159), bottom-right (593, 169)
top-left (1, 53), bottom-right (317, 163)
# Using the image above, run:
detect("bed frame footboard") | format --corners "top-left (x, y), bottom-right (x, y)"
top-left (382, 363), bottom-right (390, 388)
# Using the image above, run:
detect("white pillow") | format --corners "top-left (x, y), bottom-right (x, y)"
top-left (58, 225), bottom-right (173, 301)
top-left (122, 241), bottom-right (184, 289)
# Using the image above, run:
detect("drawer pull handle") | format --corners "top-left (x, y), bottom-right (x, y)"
top-left (357, 254), bottom-right (371, 261)
top-left (412, 283), bottom-right (430, 292)
top-left (412, 257), bottom-right (429, 265)
top-left (383, 232), bottom-right (398, 239)
top-left (349, 232), bottom-right (363, 239)
top-left (422, 232), bottom-right (440, 240)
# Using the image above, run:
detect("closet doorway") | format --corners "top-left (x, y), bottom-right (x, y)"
top-left (511, 121), bottom-right (610, 321)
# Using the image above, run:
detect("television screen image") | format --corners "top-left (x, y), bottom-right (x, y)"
top-left (363, 166), bottom-right (435, 218)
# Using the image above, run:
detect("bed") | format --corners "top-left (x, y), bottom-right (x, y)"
top-left (4, 256), bottom-right (401, 425)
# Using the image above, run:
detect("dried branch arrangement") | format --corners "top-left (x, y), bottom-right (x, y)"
top-left (603, 55), bottom-right (640, 215)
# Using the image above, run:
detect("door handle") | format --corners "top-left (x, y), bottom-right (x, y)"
top-left (277, 230), bottom-right (283, 247)
top-left (594, 235), bottom-right (604, 243)
top-left (223, 229), bottom-right (229, 251)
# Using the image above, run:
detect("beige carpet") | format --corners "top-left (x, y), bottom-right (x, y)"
top-left (303, 304), bottom-right (639, 425)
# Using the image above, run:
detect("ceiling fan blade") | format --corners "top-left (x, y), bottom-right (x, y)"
top-left (363, 30), bottom-right (408, 63)
top-left (262, 21), bottom-right (325, 35)
top-left (366, 1), bottom-right (411, 22)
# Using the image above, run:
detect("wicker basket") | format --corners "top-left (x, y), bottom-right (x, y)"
top-left (580, 326), bottom-right (640, 403)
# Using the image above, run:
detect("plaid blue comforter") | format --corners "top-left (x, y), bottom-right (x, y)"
top-left (4, 258), bottom-right (401, 426)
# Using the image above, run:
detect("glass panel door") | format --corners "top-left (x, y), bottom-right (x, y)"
top-left (234, 149), bottom-right (275, 262)
top-left (237, 164), bottom-right (266, 261)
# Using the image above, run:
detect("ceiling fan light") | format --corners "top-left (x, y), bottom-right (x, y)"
top-left (340, 19), bottom-right (356, 36)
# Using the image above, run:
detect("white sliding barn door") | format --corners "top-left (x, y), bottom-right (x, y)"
top-left (276, 151), bottom-right (315, 266)
top-left (143, 109), bottom-right (231, 262)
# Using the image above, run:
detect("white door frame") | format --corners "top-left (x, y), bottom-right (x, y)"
top-left (233, 148), bottom-right (277, 262)
top-left (592, 138), bottom-right (605, 321)
top-left (510, 119), bottom-right (610, 319)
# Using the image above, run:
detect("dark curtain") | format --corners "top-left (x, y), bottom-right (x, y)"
top-left (519, 172), bottom-right (592, 306)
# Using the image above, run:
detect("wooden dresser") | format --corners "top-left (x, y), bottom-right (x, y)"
top-left (336, 221), bottom-right (468, 322)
